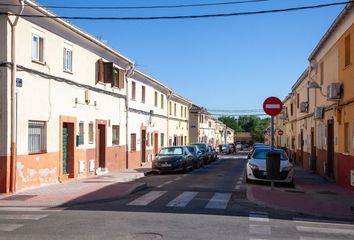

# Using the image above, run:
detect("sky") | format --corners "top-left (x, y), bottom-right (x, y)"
top-left (36, 0), bottom-right (345, 113)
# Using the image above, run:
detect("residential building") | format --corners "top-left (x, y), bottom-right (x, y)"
top-left (189, 105), bottom-right (213, 144)
top-left (167, 94), bottom-right (191, 146)
top-left (234, 132), bottom-right (252, 143)
top-left (276, 2), bottom-right (354, 190)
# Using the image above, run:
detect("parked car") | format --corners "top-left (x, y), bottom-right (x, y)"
top-left (191, 143), bottom-right (212, 164)
top-left (219, 144), bottom-right (231, 154)
top-left (152, 146), bottom-right (193, 173)
top-left (208, 145), bottom-right (218, 161)
top-left (228, 143), bottom-right (236, 153)
top-left (246, 148), bottom-right (294, 184)
top-left (235, 143), bottom-right (243, 151)
top-left (187, 145), bottom-right (204, 168)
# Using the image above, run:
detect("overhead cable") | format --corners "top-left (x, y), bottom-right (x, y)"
top-left (0, 0), bottom-right (271, 10)
top-left (0, 1), bottom-right (352, 21)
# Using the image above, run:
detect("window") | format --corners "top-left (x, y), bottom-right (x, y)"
top-left (344, 122), bottom-right (349, 153)
top-left (112, 125), bottom-right (120, 145)
top-left (32, 29), bottom-right (44, 63)
top-left (160, 94), bottom-right (164, 109)
top-left (112, 68), bottom-right (125, 88)
top-left (89, 122), bottom-right (94, 144)
top-left (160, 133), bottom-right (164, 147)
top-left (320, 62), bottom-right (324, 85)
top-left (151, 133), bottom-right (154, 146)
top-left (297, 94), bottom-right (299, 109)
top-left (290, 103), bottom-right (293, 116)
top-left (169, 102), bottom-right (172, 115)
top-left (63, 44), bottom-right (73, 72)
top-left (174, 103), bottom-right (177, 116)
top-left (184, 136), bottom-right (187, 145)
top-left (345, 34), bottom-right (351, 67)
top-left (154, 91), bottom-right (158, 107)
top-left (184, 107), bottom-right (187, 118)
top-left (131, 81), bottom-right (136, 100)
top-left (130, 133), bottom-right (136, 151)
top-left (141, 86), bottom-right (145, 103)
top-left (181, 106), bottom-right (183, 117)
top-left (78, 122), bottom-right (84, 145)
top-left (28, 121), bottom-right (46, 153)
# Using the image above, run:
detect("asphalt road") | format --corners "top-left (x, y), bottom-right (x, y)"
top-left (1, 153), bottom-right (354, 240)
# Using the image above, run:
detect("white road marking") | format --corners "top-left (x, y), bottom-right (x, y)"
top-left (0, 214), bottom-right (47, 220)
top-left (166, 192), bottom-right (198, 207)
top-left (128, 191), bottom-right (167, 206)
top-left (0, 224), bottom-right (23, 232)
top-left (299, 237), bottom-right (337, 240)
top-left (237, 180), bottom-right (242, 185)
top-left (249, 211), bottom-right (269, 215)
top-left (234, 185), bottom-right (241, 190)
top-left (249, 224), bottom-right (271, 235)
top-left (156, 184), bottom-right (164, 188)
top-left (205, 193), bottom-right (231, 209)
top-left (293, 218), bottom-right (354, 227)
top-left (249, 213), bottom-right (269, 222)
top-left (296, 226), bottom-right (354, 235)
top-left (164, 181), bottom-right (173, 185)
top-left (0, 207), bottom-right (63, 212)
top-left (174, 177), bottom-right (182, 181)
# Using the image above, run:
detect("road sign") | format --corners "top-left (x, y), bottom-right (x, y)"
top-left (278, 129), bottom-right (284, 136)
top-left (263, 96), bottom-right (283, 116)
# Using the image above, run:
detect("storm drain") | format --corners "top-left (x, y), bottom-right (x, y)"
top-left (1, 195), bottom-right (37, 201)
top-left (285, 190), bottom-right (305, 194)
top-left (316, 191), bottom-right (336, 195)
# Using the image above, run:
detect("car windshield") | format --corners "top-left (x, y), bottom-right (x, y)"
top-left (187, 146), bottom-right (195, 153)
top-left (252, 149), bottom-right (288, 160)
top-left (159, 147), bottom-right (183, 155)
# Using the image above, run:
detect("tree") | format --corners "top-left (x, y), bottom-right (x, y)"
top-left (218, 116), bottom-right (242, 132)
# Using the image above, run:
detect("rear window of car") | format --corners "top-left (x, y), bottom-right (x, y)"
top-left (187, 147), bottom-right (195, 153)
top-left (253, 149), bottom-right (288, 160)
top-left (159, 147), bottom-right (183, 155)
top-left (193, 144), bottom-right (206, 150)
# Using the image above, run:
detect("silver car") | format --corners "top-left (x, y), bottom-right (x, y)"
top-left (246, 148), bottom-right (293, 184)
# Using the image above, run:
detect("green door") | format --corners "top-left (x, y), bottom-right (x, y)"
top-left (62, 125), bottom-right (68, 174)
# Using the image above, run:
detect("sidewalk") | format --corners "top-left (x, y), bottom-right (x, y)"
top-left (247, 167), bottom-right (354, 220)
top-left (0, 165), bottom-right (153, 208)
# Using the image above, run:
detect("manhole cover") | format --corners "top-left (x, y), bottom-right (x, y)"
top-left (285, 190), bottom-right (305, 194)
top-left (2, 195), bottom-right (37, 201)
top-left (130, 233), bottom-right (163, 240)
top-left (316, 191), bottom-right (336, 195)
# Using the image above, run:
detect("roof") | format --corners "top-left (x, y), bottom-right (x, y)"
top-left (308, 2), bottom-right (353, 60)
top-left (291, 68), bottom-right (309, 91)
top-left (235, 132), bottom-right (252, 139)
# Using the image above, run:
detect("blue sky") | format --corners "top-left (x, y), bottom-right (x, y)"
top-left (37, 0), bottom-right (345, 111)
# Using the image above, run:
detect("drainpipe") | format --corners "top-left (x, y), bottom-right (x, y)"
top-left (8, 1), bottom-right (24, 193)
top-left (125, 64), bottom-right (135, 169)
top-left (166, 91), bottom-right (172, 146)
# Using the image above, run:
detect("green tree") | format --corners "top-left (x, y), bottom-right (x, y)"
top-left (218, 116), bottom-right (242, 132)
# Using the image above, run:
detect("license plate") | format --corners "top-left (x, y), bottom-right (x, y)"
top-left (161, 163), bottom-right (171, 167)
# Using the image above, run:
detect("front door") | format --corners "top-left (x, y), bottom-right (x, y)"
top-left (62, 124), bottom-right (69, 175)
top-left (326, 119), bottom-right (334, 177)
top-left (141, 129), bottom-right (146, 163)
top-left (98, 124), bottom-right (106, 168)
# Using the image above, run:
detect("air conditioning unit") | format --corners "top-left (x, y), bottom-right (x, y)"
top-left (300, 102), bottom-right (309, 113)
top-left (313, 106), bottom-right (324, 120)
top-left (327, 83), bottom-right (342, 100)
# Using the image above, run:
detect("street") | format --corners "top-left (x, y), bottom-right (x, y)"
top-left (1, 153), bottom-right (353, 240)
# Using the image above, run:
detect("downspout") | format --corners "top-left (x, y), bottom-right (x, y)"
top-left (8, 0), bottom-right (24, 193)
top-left (125, 64), bottom-right (135, 169)
top-left (167, 91), bottom-right (172, 146)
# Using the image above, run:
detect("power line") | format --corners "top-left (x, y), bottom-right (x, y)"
top-left (207, 109), bottom-right (264, 113)
top-left (1, 1), bottom-right (351, 21)
top-left (0, 0), bottom-right (271, 10)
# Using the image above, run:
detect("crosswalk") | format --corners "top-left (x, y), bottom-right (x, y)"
top-left (0, 207), bottom-right (52, 232)
top-left (127, 190), bottom-right (233, 210)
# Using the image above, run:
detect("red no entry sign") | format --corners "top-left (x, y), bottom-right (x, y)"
top-left (263, 97), bottom-right (283, 116)
top-left (278, 129), bottom-right (284, 136)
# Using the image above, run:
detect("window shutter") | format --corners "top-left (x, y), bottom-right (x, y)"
top-left (118, 69), bottom-right (125, 89)
top-left (103, 62), bottom-right (114, 84)
top-left (97, 59), bottom-right (104, 83)
top-left (112, 68), bottom-right (119, 88)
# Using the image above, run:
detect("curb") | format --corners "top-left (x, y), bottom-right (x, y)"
top-left (246, 185), bottom-right (354, 221)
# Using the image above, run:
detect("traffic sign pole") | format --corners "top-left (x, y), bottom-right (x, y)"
top-left (271, 116), bottom-right (274, 150)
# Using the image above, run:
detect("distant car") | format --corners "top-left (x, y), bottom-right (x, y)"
top-left (219, 144), bottom-right (231, 154)
top-left (152, 146), bottom-right (193, 173)
top-left (235, 143), bottom-right (243, 151)
top-left (246, 148), bottom-right (294, 184)
top-left (187, 145), bottom-right (204, 168)
top-left (228, 143), bottom-right (236, 153)
top-left (191, 143), bottom-right (211, 164)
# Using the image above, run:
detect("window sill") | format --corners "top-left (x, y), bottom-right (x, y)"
top-left (32, 59), bottom-right (45, 65)
top-left (29, 151), bottom-right (47, 155)
top-left (63, 70), bottom-right (73, 74)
